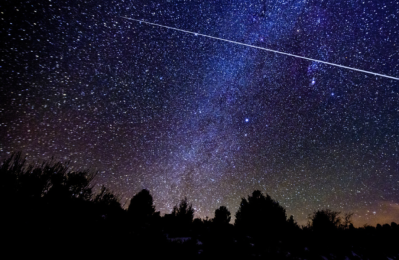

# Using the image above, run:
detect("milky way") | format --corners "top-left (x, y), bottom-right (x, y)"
top-left (0, 0), bottom-right (398, 226)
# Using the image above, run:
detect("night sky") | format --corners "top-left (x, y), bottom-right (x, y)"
top-left (1, 0), bottom-right (398, 226)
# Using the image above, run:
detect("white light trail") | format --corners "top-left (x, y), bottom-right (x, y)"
top-left (121, 17), bottom-right (399, 81)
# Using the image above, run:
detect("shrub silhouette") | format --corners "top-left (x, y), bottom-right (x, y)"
top-left (0, 152), bottom-right (111, 257)
top-left (287, 215), bottom-right (300, 231)
top-left (0, 152), bottom-right (96, 204)
top-left (309, 209), bottom-right (353, 233)
top-left (162, 197), bottom-right (195, 237)
top-left (127, 189), bottom-right (155, 221)
top-left (171, 197), bottom-right (194, 224)
top-left (235, 190), bottom-right (287, 237)
top-left (392, 222), bottom-right (398, 231)
top-left (93, 185), bottom-right (123, 220)
top-left (2, 152), bottom-right (399, 259)
top-left (213, 206), bottom-right (231, 225)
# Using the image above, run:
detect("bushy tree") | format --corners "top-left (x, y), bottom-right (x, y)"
top-left (93, 185), bottom-right (122, 219)
top-left (0, 152), bottom-right (96, 203)
top-left (171, 197), bottom-right (194, 224)
top-left (0, 152), bottom-right (102, 251)
top-left (287, 215), bottom-right (300, 231)
top-left (127, 189), bottom-right (155, 220)
top-left (235, 190), bottom-right (287, 236)
top-left (46, 169), bottom-right (95, 202)
top-left (213, 206), bottom-right (231, 225)
top-left (309, 209), bottom-right (353, 232)
top-left (342, 212), bottom-right (354, 229)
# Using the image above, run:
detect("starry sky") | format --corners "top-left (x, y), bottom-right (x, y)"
top-left (1, 0), bottom-right (398, 226)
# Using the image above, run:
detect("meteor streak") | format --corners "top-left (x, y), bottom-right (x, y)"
top-left (122, 17), bottom-right (399, 81)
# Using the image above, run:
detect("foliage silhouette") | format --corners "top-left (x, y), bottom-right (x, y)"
top-left (213, 206), bottom-right (231, 225)
top-left (287, 215), bottom-right (300, 231)
top-left (1, 152), bottom-right (399, 259)
top-left (392, 222), bottom-right (398, 230)
top-left (93, 185), bottom-right (123, 220)
top-left (171, 196), bottom-right (194, 224)
top-left (127, 189), bottom-right (155, 221)
top-left (235, 190), bottom-right (287, 237)
top-left (0, 152), bottom-right (96, 204)
top-left (162, 197), bottom-right (195, 237)
top-left (309, 209), bottom-right (353, 233)
top-left (309, 209), bottom-right (341, 232)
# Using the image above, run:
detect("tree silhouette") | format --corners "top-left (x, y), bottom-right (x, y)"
top-left (45, 169), bottom-right (95, 203)
top-left (287, 215), bottom-right (300, 231)
top-left (171, 197), bottom-right (194, 224)
top-left (0, 152), bottom-right (96, 204)
top-left (309, 209), bottom-right (352, 232)
top-left (213, 206), bottom-right (231, 225)
top-left (342, 212), bottom-right (354, 229)
top-left (235, 190), bottom-right (287, 236)
top-left (93, 185), bottom-right (122, 220)
top-left (0, 152), bottom-right (103, 256)
top-left (127, 189), bottom-right (155, 220)
top-left (3, 153), bottom-right (399, 259)
top-left (392, 222), bottom-right (398, 231)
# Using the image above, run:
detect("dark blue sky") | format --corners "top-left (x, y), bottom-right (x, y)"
top-left (1, 0), bottom-right (398, 225)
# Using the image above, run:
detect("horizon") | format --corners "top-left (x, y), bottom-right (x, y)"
top-left (1, 0), bottom-right (398, 228)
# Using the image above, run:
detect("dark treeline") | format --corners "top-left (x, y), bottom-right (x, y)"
top-left (1, 152), bottom-right (398, 259)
